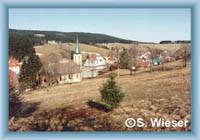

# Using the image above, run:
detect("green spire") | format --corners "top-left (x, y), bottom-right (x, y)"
top-left (75, 35), bottom-right (80, 54)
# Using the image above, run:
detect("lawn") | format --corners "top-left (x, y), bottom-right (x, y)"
top-left (9, 60), bottom-right (191, 131)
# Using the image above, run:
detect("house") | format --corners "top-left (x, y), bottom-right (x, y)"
top-left (9, 70), bottom-right (18, 91)
top-left (84, 54), bottom-right (107, 69)
top-left (164, 56), bottom-right (175, 62)
top-left (82, 54), bottom-right (107, 78)
top-left (153, 55), bottom-right (163, 65)
top-left (161, 50), bottom-right (175, 63)
top-left (48, 40), bottom-right (57, 44)
top-left (8, 57), bottom-right (22, 76)
top-left (134, 52), bottom-right (151, 69)
top-left (135, 59), bottom-right (151, 69)
top-left (34, 34), bottom-right (45, 37)
top-left (106, 50), bottom-right (118, 65)
top-left (139, 51), bottom-right (151, 60)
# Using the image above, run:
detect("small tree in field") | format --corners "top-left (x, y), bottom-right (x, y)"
top-left (100, 73), bottom-right (124, 110)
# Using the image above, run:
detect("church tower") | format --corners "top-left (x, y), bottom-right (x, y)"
top-left (73, 35), bottom-right (82, 66)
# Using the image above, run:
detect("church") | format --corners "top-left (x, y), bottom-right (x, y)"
top-left (38, 36), bottom-right (82, 85)
top-left (57, 36), bottom-right (82, 84)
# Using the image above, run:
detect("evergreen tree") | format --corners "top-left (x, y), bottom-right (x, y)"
top-left (100, 73), bottom-right (124, 110)
top-left (9, 33), bottom-right (36, 61)
top-left (19, 54), bottom-right (42, 91)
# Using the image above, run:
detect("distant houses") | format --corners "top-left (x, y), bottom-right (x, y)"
top-left (8, 57), bottom-right (22, 91)
top-left (47, 40), bottom-right (57, 44)
top-left (9, 35), bottom-right (190, 89)
top-left (8, 57), bottom-right (22, 76)
top-left (9, 70), bottom-right (18, 91)
top-left (38, 36), bottom-right (111, 83)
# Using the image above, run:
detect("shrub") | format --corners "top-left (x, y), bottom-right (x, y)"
top-left (100, 73), bottom-right (124, 110)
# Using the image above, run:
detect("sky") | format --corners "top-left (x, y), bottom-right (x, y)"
top-left (9, 8), bottom-right (191, 43)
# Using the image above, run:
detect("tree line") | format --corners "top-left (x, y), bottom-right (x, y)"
top-left (10, 29), bottom-right (135, 44)
top-left (160, 40), bottom-right (191, 44)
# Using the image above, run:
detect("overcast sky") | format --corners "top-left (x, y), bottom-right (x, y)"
top-left (9, 8), bottom-right (191, 43)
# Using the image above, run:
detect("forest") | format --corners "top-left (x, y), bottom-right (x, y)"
top-left (9, 29), bottom-right (136, 45)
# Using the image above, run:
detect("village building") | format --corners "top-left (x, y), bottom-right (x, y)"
top-left (164, 56), bottom-right (175, 62)
top-left (8, 57), bottom-right (23, 76)
top-left (83, 53), bottom-right (107, 70)
top-left (34, 34), bottom-right (45, 37)
top-left (135, 59), bottom-right (151, 69)
top-left (39, 36), bottom-right (82, 85)
top-left (47, 40), bottom-right (57, 44)
top-left (82, 52), bottom-right (108, 78)
top-left (161, 50), bottom-right (175, 63)
top-left (9, 69), bottom-right (19, 91)
top-left (152, 55), bottom-right (163, 65)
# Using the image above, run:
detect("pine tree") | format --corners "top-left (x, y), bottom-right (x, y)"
top-left (100, 73), bottom-right (124, 110)
top-left (19, 54), bottom-right (42, 91)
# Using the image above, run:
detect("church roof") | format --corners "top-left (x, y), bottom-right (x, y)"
top-left (39, 59), bottom-right (81, 76)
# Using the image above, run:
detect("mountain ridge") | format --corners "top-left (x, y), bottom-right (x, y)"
top-left (9, 29), bottom-right (137, 44)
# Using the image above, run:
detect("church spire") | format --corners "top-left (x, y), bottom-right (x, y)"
top-left (73, 35), bottom-right (82, 66)
top-left (75, 35), bottom-right (80, 54)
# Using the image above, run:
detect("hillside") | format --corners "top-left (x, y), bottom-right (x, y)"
top-left (97, 43), bottom-right (190, 53)
top-left (34, 42), bottom-right (110, 62)
top-left (9, 29), bottom-right (135, 44)
top-left (9, 60), bottom-right (191, 131)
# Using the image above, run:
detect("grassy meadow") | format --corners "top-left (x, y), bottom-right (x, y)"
top-left (9, 60), bottom-right (191, 131)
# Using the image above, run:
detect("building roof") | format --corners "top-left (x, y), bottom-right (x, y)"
top-left (84, 55), bottom-right (107, 67)
top-left (9, 57), bottom-right (22, 67)
top-left (39, 59), bottom-right (81, 76)
top-left (9, 70), bottom-right (18, 89)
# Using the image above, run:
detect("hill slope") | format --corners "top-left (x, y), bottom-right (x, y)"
top-left (10, 60), bottom-right (191, 131)
top-left (9, 29), bottom-right (135, 44)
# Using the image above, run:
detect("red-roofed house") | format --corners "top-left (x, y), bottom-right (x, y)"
top-left (8, 57), bottom-right (22, 76)
top-left (9, 70), bottom-right (18, 91)
top-left (135, 59), bottom-right (151, 69)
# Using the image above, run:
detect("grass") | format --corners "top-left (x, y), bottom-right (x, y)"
top-left (34, 42), bottom-right (109, 58)
top-left (98, 43), bottom-right (187, 53)
top-left (22, 60), bottom-right (190, 112)
top-left (11, 60), bottom-right (191, 131)
top-left (34, 42), bottom-right (188, 61)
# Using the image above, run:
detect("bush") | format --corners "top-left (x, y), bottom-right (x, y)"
top-left (100, 73), bottom-right (124, 110)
